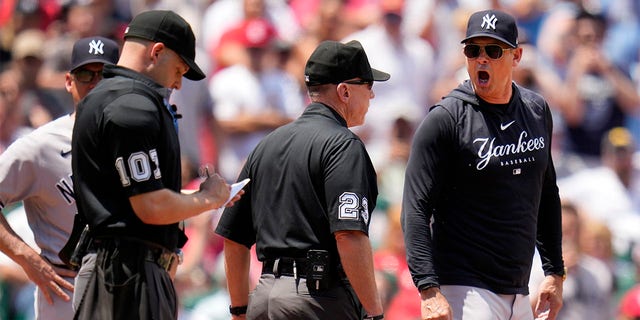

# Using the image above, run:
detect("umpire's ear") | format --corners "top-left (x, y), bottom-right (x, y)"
top-left (336, 82), bottom-right (349, 102)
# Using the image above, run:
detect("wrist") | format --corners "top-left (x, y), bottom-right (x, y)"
top-left (419, 282), bottom-right (440, 291)
top-left (419, 283), bottom-right (440, 298)
top-left (229, 305), bottom-right (247, 316)
top-left (551, 267), bottom-right (567, 282)
top-left (363, 314), bottom-right (384, 320)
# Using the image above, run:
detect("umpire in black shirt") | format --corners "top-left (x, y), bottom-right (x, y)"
top-left (71, 10), bottom-right (239, 320)
top-left (215, 40), bottom-right (389, 320)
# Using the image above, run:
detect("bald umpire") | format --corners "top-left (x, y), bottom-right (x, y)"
top-left (216, 40), bottom-right (389, 320)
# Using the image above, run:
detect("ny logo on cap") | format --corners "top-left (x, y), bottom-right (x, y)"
top-left (88, 39), bottom-right (105, 55)
top-left (481, 13), bottom-right (497, 30)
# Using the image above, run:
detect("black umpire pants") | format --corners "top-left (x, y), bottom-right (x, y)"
top-left (73, 239), bottom-right (177, 320)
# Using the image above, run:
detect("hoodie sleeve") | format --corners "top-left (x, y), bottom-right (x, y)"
top-left (535, 102), bottom-right (565, 276)
top-left (401, 105), bottom-right (456, 291)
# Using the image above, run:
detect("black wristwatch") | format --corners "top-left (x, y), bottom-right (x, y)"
top-left (363, 314), bottom-right (384, 320)
top-left (229, 305), bottom-right (248, 316)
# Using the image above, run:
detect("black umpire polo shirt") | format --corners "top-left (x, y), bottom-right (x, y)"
top-left (72, 64), bottom-right (185, 250)
top-left (216, 103), bottom-right (378, 262)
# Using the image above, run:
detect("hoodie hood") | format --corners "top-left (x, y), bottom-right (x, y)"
top-left (439, 79), bottom-right (521, 116)
top-left (445, 80), bottom-right (479, 105)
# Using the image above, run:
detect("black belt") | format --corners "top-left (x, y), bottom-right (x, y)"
top-left (262, 258), bottom-right (308, 277)
top-left (92, 237), bottom-right (179, 272)
top-left (44, 256), bottom-right (78, 271)
top-left (52, 262), bottom-right (77, 271)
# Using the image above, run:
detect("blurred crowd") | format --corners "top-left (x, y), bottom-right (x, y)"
top-left (1, 0), bottom-right (640, 319)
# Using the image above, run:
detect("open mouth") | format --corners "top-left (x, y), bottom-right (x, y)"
top-left (478, 71), bottom-right (490, 84)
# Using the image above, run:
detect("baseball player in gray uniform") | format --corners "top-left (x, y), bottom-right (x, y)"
top-left (0, 36), bottom-right (119, 320)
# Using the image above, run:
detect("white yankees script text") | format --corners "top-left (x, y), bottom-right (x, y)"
top-left (474, 131), bottom-right (544, 170)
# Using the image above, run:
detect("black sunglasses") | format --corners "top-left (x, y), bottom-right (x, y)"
top-left (463, 44), bottom-right (512, 60)
top-left (342, 79), bottom-right (373, 90)
top-left (72, 69), bottom-right (102, 83)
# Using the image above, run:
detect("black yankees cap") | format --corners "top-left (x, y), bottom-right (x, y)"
top-left (124, 10), bottom-right (205, 81)
top-left (71, 36), bottom-right (120, 72)
top-left (461, 9), bottom-right (518, 48)
top-left (304, 40), bottom-right (390, 86)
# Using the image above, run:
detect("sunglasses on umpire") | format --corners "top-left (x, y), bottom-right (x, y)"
top-left (463, 44), bottom-right (512, 60)
top-left (342, 79), bottom-right (373, 90)
top-left (72, 69), bottom-right (103, 84)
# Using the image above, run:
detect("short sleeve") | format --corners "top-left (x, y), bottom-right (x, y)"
top-left (323, 138), bottom-right (377, 234)
top-left (0, 137), bottom-right (39, 208)
top-left (103, 94), bottom-right (164, 197)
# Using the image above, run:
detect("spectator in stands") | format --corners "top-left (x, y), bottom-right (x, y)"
top-left (0, 70), bottom-right (32, 154)
top-left (558, 127), bottom-right (640, 257)
top-left (373, 204), bottom-right (420, 319)
top-left (559, 10), bottom-right (640, 160)
top-left (342, 0), bottom-right (436, 171)
top-left (8, 29), bottom-right (67, 127)
top-left (209, 18), bottom-right (301, 180)
top-left (530, 202), bottom-right (615, 320)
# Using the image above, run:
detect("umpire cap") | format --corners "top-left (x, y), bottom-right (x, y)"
top-left (124, 10), bottom-right (205, 81)
top-left (304, 40), bottom-right (390, 86)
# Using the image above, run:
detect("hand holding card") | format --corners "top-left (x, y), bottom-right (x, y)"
top-left (223, 178), bottom-right (250, 207)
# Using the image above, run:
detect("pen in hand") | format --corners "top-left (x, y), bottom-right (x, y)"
top-left (199, 164), bottom-right (212, 180)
